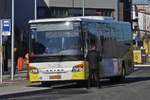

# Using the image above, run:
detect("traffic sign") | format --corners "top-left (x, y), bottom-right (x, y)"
top-left (1, 19), bottom-right (11, 36)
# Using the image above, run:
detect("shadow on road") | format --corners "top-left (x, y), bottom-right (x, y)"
top-left (28, 76), bottom-right (150, 89)
top-left (100, 76), bottom-right (150, 89)
top-left (125, 76), bottom-right (150, 84)
top-left (29, 67), bottom-right (150, 89)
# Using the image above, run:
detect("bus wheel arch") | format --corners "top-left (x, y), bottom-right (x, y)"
top-left (110, 60), bottom-right (126, 83)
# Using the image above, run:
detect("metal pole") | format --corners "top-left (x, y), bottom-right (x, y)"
top-left (0, 20), bottom-right (2, 83)
top-left (11, 0), bottom-right (14, 80)
top-left (72, 0), bottom-right (74, 8)
top-left (115, 0), bottom-right (119, 20)
top-left (82, 0), bottom-right (85, 16)
top-left (72, 0), bottom-right (74, 17)
top-left (34, 0), bottom-right (37, 20)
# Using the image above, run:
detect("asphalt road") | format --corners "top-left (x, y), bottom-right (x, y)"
top-left (4, 67), bottom-right (150, 100)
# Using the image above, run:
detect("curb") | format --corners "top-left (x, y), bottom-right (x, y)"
top-left (134, 64), bottom-right (150, 67)
top-left (0, 82), bottom-right (76, 99)
top-left (0, 87), bottom-right (52, 99)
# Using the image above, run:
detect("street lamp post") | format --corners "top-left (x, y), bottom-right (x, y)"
top-left (115, 0), bottom-right (119, 20)
top-left (72, 0), bottom-right (74, 17)
top-left (34, 0), bottom-right (37, 20)
top-left (82, 0), bottom-right (85, 16)
top-left (11, 0), bottom-right (14, 80)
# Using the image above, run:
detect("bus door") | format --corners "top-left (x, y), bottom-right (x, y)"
top-left (86, 32), bottom-right (97, 50)
top-left (83, 31), bottom-right (94, 59)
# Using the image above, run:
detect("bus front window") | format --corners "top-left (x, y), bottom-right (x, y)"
top-left (30, 22), bottom-right (83, 56)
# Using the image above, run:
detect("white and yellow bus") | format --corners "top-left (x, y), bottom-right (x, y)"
top-left (28, 16), bottom-right (134, 86)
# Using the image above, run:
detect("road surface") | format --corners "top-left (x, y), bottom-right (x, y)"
top-left (4, 67), bottom-right (150, 100)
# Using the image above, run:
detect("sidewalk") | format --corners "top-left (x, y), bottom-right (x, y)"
top-left (134, 64), bottom-right (150, 67)
top-left (0, 71), bottom-right (52, 99)
top-left (0, 59), bottom-right (52, 98)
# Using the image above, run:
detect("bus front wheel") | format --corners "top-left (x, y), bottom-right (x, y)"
top-left (77, 80), bottom-right (88, 88)
top-left (41, 81), bottom-right (51, 87)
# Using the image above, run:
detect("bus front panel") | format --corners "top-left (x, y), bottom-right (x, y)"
top-left (29, 61), bottom-right (87, 82)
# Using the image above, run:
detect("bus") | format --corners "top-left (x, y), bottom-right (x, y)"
top-left (28, 16), bottom-right (134, 85)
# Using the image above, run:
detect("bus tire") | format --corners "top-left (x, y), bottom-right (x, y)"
top-left (77, 80), bottom-right (88, 88)
top-left (121, 66), bottom-right (126, 80)
top-left (114, 67), bottom-right (126, 82)
top-left (41, 81), bottom-right (51, 87)
top-left (120, 61), bottom-right (126, 81)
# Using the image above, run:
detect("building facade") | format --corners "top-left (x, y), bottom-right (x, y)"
top-left (37, 0), bottom-right (117, 19)
top-left (0, 0), bottom-right (132, 33)
top-left (132, 0), bottom-right (150, 63)
top-left (37, 0), bottom-right (132, 22)
top-left (0, 0), bottom-right (11, 19)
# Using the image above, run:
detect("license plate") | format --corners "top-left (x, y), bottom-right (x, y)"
top-left (49, 75), bottom-right (61, 79)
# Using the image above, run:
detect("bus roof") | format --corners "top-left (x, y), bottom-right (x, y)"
top-left (29, 16), bottom-right (113, 24)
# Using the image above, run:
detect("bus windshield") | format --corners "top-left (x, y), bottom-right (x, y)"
top-left (30, 22), bottom-right (83, 56)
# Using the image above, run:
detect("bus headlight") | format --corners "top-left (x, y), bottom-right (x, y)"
top-left (72, 64), bottom-right (84, 72)
top-left (30, 66), bottom-right (39, 74)
top-left (31, 69), bottom-right (39, 74)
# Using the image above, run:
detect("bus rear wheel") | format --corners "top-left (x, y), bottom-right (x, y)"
top-left (110, 67), bottom-right (126, 83)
